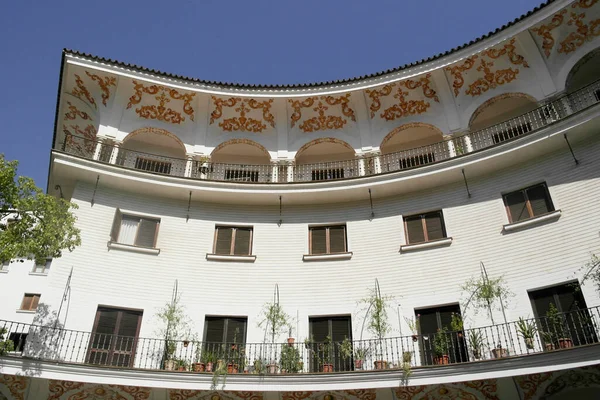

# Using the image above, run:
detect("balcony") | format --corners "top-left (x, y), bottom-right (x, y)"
top-left (56, 80), bottom-right (600, 185)
top-left (2, 306), bottom-right (599, 377)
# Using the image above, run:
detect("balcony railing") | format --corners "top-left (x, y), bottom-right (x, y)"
top-left (58, 79), bottom-right (600, 184)
top-left (2, 306), bottom-right (599, 374)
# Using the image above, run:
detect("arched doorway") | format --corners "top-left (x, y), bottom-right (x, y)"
top-left (210, 139), bottom-right (272, 182)
top-left (294, 138), bottom-right (357, 181)
top-left (379, 123), bottom-right (445, 172)
top-left (120, 128), bottom-right (187, 176)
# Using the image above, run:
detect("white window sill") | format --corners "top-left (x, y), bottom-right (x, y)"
top-left (0, 270), bottom-right (8, 274)
top-left (206, 254), bottom-right (257, 262)
top-left (502, 210), bottom-right (562, 233)
top-left (107, 241), bottom-right (160, 255)
top-left (303, 252), bottom-right (353, 261)
top-left (15, 310), bottom-right (36, 314)
top-left (29, 272), bottom-right (48, 276)
top-left (400, 237), bottom-right (453, 253)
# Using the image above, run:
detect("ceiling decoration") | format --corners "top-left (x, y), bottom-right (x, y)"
top-left (531, 0), bottom-right (600, 57)
top-left (71, 72), bottom-right (116, 109)
top-left (394, 379), bottom-right (499, 400)
top-left (445, 38), bottom-right (529, 97)
top-left (288, 94), bottom-right (356, 133)
top-left (127, 80), bottom-right (196, 124)
top-left (63, 124), bottom-right (97, 155)
top-left (514, 366), bottom-right (600, 400)
top-left (64, 101), bottom-right (92, 121)
top-left (365, 74), bottom-right (439, 121)
top-left (0, 374), bottom-right (29, 400)
top-left (210, 97), bottom-right (275, 133)
top-left (169, 391), bottom-right (263, 400)
top-left (48, 380), bottom-right (151, 400)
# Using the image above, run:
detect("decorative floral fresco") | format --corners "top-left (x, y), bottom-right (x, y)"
top-left (0, 374), bottom-right (29, 400)
top-left (210, 97), bottom-right (275, 133)
top-left (70, 71), bottom-right (117, 109)
top-left (47, 380), bottom-right (151, 400)
top-left (127, 80), bottom-right (196, 124)
top-left (288, 94), bottom-right (356, 133)
top-left (169, 390), bottom-right (263, 400)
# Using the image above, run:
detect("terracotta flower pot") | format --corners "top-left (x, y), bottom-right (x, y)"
top-left (177, 366), bottom-right (186, 372)
top-left (164, 359), bottom-right (176, 371)
top-left (354, 359), bottom-right (364, 370)
top-left (374, 360), bottom-right (387, 370)
top-left (206, 362), bottom-right (214, 372)
top-left (321, 363), bottom-right (334, 373)
top-left (287, 337), bottom-right (295, 346)
top-left (491, 348), bottom-right (508, 359)
top-left (525, 338), bottom-right (535, 350)
top-left (227, 363), bottom-right (239, 374)
top-left (545, 343), bottom-right (555, 351)
top-left (434, 355), bottom-right (449, 365)
top-left (558, 338), bottom-right (573, 349)
top-left (192, 362), bottom-right (206, 372)
top-left (267, 364), bottom-right (278, 374)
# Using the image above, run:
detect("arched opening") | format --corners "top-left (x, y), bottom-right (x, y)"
top-left (469, 93), bottom-right (538, 131)
top-left (379, 123), bottom-right (445, 172)
top-left (565, 48), bottom-right (600, 93)
top-left (210, 139), bottom-right (271, 182)
top-left (294, 138), bottom-right (357, 181)
top-left (120, 128), bottom-right (187, 176)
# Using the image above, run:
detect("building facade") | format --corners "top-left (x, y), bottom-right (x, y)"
top-left (2, 0), bottom-right (600, 398)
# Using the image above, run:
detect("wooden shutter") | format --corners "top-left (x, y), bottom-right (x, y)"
top-left (31, 295), bottom-right (40, 310)
top-left (310, 227), bottom-right (327, 254)
top-left (204, 318), bottom-right (225, 343)
top-left (110, 209), bottom-right (123, 242)
top-left (504, 191), bottom-right (530, 222)
top-left (526, 184), bottom-right (552, 217)
top-left (21, 295), bottom-right (33, 311)
top-left (405, 216), bottom-right (425, 244)
top-left (117, 311), bottom-right (142, 337)
top-left (329, 226), bottom-right (346, 253)
top-left (215, 227), bottom-right (233, 255)
top-left (135, 218), bottom-right (159, 248)
top-left (310, 318), bottom-right (330, 342)
top-left (425, 212), bottom-right (445, 241)
top-left (233, 228), bottom-right (252, 255)
top-left (331, 317), bottom-right (351, 342)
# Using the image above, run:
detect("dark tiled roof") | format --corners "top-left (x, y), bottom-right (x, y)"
top-left (64, 1), bottom-right (554, 90)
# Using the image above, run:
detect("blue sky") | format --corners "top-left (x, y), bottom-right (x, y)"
top-left (0, 0), bottom-right (544, 187)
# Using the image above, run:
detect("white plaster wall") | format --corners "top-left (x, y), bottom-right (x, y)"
top-left (25, 132), bottom-right (600, 349)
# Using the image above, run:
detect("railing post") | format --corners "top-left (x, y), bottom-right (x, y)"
top-left (286, 160), bottom-right (295, 183)
top-left (445, 136), bottom-right (457, 158)
top-left (368, 151), bottom-right (382, 174)
top-left (184, 155), bottom-right (193, 178)
top-left (109, 142), bottom-right (121, 165)
top-left (92, 138), bottom-right (105, 161)
top-left (271, 160), bottom-right (279, 183)
top-left (357, 154), bottom-right (366, 176)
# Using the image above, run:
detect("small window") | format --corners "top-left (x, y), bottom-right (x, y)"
top-left (20, 294), bottom-right (41, 311)
top-left (309, 225), bottom-right (347, 255)
top-left (110, 210), bottom-right (160, 248)
top-left (1, 260), bottom-right (9, 272)
top-left (213, 226), bottom-right (253, 256)
top-left (503, 183), bottom-right (554, 223)
top-left (33, 259), bottom-right (52, 274)
top-left (403, 211), bottom-right (447, 244)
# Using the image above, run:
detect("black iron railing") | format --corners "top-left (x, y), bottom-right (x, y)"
top-left (1, 306), bottom-right (599, 373)
top-left (58, 79), bottom-right (600, 184)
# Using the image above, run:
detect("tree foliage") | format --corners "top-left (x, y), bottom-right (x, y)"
top-left (0, 155), bottom-right (81, 265)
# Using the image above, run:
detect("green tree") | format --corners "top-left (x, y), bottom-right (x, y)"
top-left (0, 155), bottom-right (81, 265)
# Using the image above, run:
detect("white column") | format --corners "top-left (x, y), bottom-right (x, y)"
top-left (109, 142), bottom-right (121, 164)
top-left (286, 160), bottom-right (295, 183)
top-left (350, 91), bottom-right (374, 150)
top-left (271, 160), bottom-right (279, 183)
top-left (366, 151), bottom-right (382, 174)
top-left (518, 31), bottom-right (557, 97)
top-left (431, 69), bottom-right (462, 132)
top-left (92, 137), bottom-right (105, 161)
top-left (446, 137), bottom-right (457, 158)
top-left (275, 99), bottom-right (289, 159)
top-left (184, 155), bottom-right (194, 178)
top-left (463, 135), bottom-right (474, 153)
top-left (356, 155), bottom-right (366, 176)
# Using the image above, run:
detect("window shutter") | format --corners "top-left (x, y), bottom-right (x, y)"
top-left (310, 227), bottom-right (327, 254)
top-left (331, 318), bottom-right (351, 342)
top-left (31, 295), bottom-right (40, 310)
top-left (21, 295), bottom-right (33, 311)
top-left (215, 227), bottom-right (233, 255)
top-left (405, 216), bottom-right (425, 244)
top-left (118, 311), bottom-right (142, 337)
top-left (425, 212), bottom-right (445, 241)
top-left (527, 185), bottom-right (552, 217)
top-left (110, 209), bottom-right (123, 242)
top-left (204, 318), bottom-right (225, 343)
top-left (329, 226), bottom-right (346, 253)
top-left (310, 318), bottom-right (330, 342)
top-left (226, 318), bottom-right (247, 344)
top-left (505, 191), bottom-right (529, 222)
top-left (95, 308), bottom-right (119, 335)
top-left (135, 218), bottom-right (159, 248)
top-left (233, 228), bottom-right (252, 255)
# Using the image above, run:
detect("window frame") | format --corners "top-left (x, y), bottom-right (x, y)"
top-left (308, 225), bottom-right (348, 255)
top-left (32, 259), bottom-right (52, 274)
top-left (212, 226), bottom-right (254, 256)
top-left (110, 209), bottom-right (161, 249)
top-left (20, 293), bottom-right (41, 311)
top-left (403, 210), bottom-right (447, 245)
top-left (502, 182), bottom-right (554, 223)
top-left (202, 316), bottom-right (248, 344)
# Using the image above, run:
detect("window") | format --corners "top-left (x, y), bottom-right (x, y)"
top-left (416, 304), bottom-right (467, 365)
top-left (311, 168), bottom-right (344, 181)
top-left (8, 333), bottom-right (27, 352)
top-left (403, 211), bottom-right (447, 244)
top-left (225, 169), bottom-right (259, 182)
top-left (0, 260), bottom-right (9, 272)
top-left (87, 307), bottom-right (143, 367)
top-left (32, 259), bottom-right (51, 274)
top-left (134, 157), bottom-right (172, 175)
top-left (528, 282), bottom-right (596, 347)
top-left (203, 316), bottom-right (247, 344)
top-left (308, 316), bottom-right (352, 372)
top-left (503, 183), bottom-right (554, 223)
top-left (309, 225), bottom-right (347, 255)
top-left (110, 210), bottom-right (160, 248)
top-left (20, 294), bottom-right (40, 311)
top-left (492, 122), bottom-right (532, 144)
top-left (213, 226), bottom-right (253, 256)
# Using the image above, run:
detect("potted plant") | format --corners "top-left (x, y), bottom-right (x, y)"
top-left (202, 350), bottom-right (215, 372)
top-left (280, 343), bottom-right (302, 373)
top-left (175, 359), bottom-right (189, 372)
top-left (354, 346), bottom-right (369, 370)
top-left (516, 317), bottom-right (538, 350)
top-left (164, 340), bottom-right (177, 371)
top-left (461, 264), bottom-right (512, 326)
top-left (491, 343), bottom-right (508, 358)
top-left (433, 328), bottom-right (450, 365)
top-left (468, 330), bottom-right (484, 360)
top-left (545, 304), bottom-right (573, 349)
top-left (253, 358), bottom-right (267, 375)
top-left (287, 325), bottom-right (295, 345)
top-left (192, 342), bottom-right (205, 372)
top-left (258, 289), bottom-right (290, 373)
top-left (0, 328), bottom-right (14, 355)
top-left (450, 313), bottom-right (464, 338)
top-left (404, 316), bottom-right (419, 342)
top-left (155, 293), bottom-right (191, 371)
top-left (319, 335), bottom-right (334, 373)
top-left (211, 357), bottom-right (228, 390)
top-left (338, 336), bottom-right (353, 367)
top-left (360, 280), bottom-right (392, 370)
top-left (401, 351), bottom-right (412, 385)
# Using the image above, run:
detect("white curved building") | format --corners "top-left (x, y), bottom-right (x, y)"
top-left (2, 0), bottom-right (600, 398)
